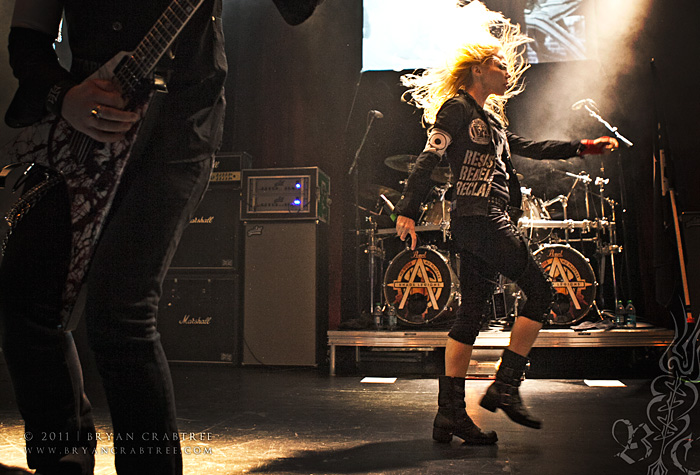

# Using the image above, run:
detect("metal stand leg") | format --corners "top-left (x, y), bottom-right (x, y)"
top-left (365, 221), bottom-right (385, 311)
top-left (330, 344), bottom-right (336, 376)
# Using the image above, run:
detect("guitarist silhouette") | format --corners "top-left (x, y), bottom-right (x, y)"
top-left (0, 0), bottom-right (323, 471)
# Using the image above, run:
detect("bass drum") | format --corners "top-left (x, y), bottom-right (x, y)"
top-left (383, 246), bottom-right (459, 325)
top-left (533, 244), bottom-right (597, 325)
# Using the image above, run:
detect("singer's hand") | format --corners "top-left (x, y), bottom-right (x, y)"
top-left (396, 215), bottom-right (417, 250)
top-left (580, 136), bottom-right (619, 155)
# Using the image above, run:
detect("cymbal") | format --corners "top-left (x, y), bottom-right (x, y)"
top-left (384, 154), bottom-right (417, 173)
top-left (385, 154), bottom-right (452, 183)
top-left (359, 184), bottom-right (401, 203)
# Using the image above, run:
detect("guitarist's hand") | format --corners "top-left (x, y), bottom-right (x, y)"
top-left (62, 79), bottom-right (141, 143)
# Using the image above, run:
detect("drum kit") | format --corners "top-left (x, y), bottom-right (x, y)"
top-left (358, 154), bottom-right (623, 328)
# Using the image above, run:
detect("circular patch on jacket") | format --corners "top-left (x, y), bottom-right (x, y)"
top-left (468, 118), bottom-right (490, 145)
top-left (426, 128), bottom-right (451, 155)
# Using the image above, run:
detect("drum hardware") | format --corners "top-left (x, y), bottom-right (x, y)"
top-left (595, 176), bottom-right (610, 218)
top-left (600, 244), bottom-right (623, 255)
top-left (374, 224), bottom-right (444, 236)
top-left (561, 171), bottom-right (592, 241)
top-left (358, 217), bottom-right (387, 315)
top-left (516, 168), bottom-right (626, 320)
top-left (348, 111), bottom-right (383, 315)
top-left (542, 192), bottom-right (572, 241)
top-left (355, 184), bottom-right (399, 314)
top-left (520, 187), bottom-right (551, 219)
top-left (594, 188), bottom-right (620, 310)
top-left (491, 275), bottom-right (524, 328)
top-left (543, 194), bottom-right (566, 209)
top-left (517, 218), bottom-right (616, 233)
top-left (565, 171), bottom-right (594, 220)
top-left (383, 245), bottom-right (459, 325)
top-left (518, 187), bottom-right (551, 243)
top-left (418, 184), bottom-right (452, 243)
top-left (588, 174), bottom-right (622, 310)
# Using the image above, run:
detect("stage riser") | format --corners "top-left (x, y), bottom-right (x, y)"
top-left (327, 327), bottom-right (675, 376)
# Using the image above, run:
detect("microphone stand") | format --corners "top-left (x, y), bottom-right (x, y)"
top-left (581, 103), bottom-right (634, 148)
top-left (348, 114), bottom-right (379, 315)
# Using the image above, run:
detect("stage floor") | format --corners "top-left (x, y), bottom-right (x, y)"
top-left (1, 363), bottom-right (698, 475)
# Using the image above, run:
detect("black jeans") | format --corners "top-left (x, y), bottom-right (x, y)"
top-left (0, 153), bottom-right (212, 475)
top-left (448, 206), bottom-right (553, 345)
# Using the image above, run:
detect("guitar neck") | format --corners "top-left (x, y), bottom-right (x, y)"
top-left (114, 0), bottom-right (206, 94)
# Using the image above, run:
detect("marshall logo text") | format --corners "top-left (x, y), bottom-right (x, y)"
top-left (178, 315), bottom-right (213, 325)
top-left (189, 216), bottom-right (214, 224)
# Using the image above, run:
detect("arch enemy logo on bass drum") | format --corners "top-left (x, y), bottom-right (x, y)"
top-left (534, 244), bottom-right (597, 326)
top-left (383, 247), bottom-right (458, 325)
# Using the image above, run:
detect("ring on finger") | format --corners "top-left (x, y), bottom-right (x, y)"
top-left (90, 105), bottom-right (102, 119)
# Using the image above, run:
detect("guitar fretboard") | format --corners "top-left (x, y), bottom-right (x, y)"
top-left (69, 0), bottom-right (206, 163)
top-left (114, 0), bottom-right (205, 94)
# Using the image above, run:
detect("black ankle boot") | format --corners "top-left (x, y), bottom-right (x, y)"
top-left (433, 376), bottom-right (498, 444)
top-left (479, 349), bottom-right (542, 429)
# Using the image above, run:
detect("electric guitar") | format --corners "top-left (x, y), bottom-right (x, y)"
top-left (1, 0), bottom-right (206, 330)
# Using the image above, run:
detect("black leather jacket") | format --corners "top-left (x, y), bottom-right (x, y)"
top-left (396, 91), bottom-right (582, 220)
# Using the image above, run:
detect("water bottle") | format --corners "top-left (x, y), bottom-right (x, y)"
top-left (625, 300), bottom-right (637, 328)
top-left (372, 303), bottom-right (383, 330)
top-left (385, 304), bottom-right (397, 331)
top-left (615, 300), bottom-right (626, 327)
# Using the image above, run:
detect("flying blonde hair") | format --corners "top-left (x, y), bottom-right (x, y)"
top-left (401, 1), bottom-right (532, 127)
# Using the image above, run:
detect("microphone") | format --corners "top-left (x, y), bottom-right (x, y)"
top-left (369, 110), bottom-right (384, 119)
top-left (571, 99), bottom-right (594, 111)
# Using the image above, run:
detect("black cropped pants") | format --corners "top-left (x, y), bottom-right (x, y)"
top-left (448, 205), bottom-right (554, 345)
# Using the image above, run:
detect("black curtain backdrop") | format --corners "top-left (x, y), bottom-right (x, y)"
top-left (0, 0), bottom-right (698, 328)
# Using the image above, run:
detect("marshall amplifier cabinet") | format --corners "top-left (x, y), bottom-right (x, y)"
top-left (170, 184), bottom-right (242, 270)
top-left (170, 152), bottom-right (252, 270)
top-left (240, 167), bottom-right (330, 222)
top-left (158, 271), bottom-right (241, 363)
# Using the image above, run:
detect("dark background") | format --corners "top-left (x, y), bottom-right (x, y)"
top-left (0, 0), bottom-right (698, 330)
